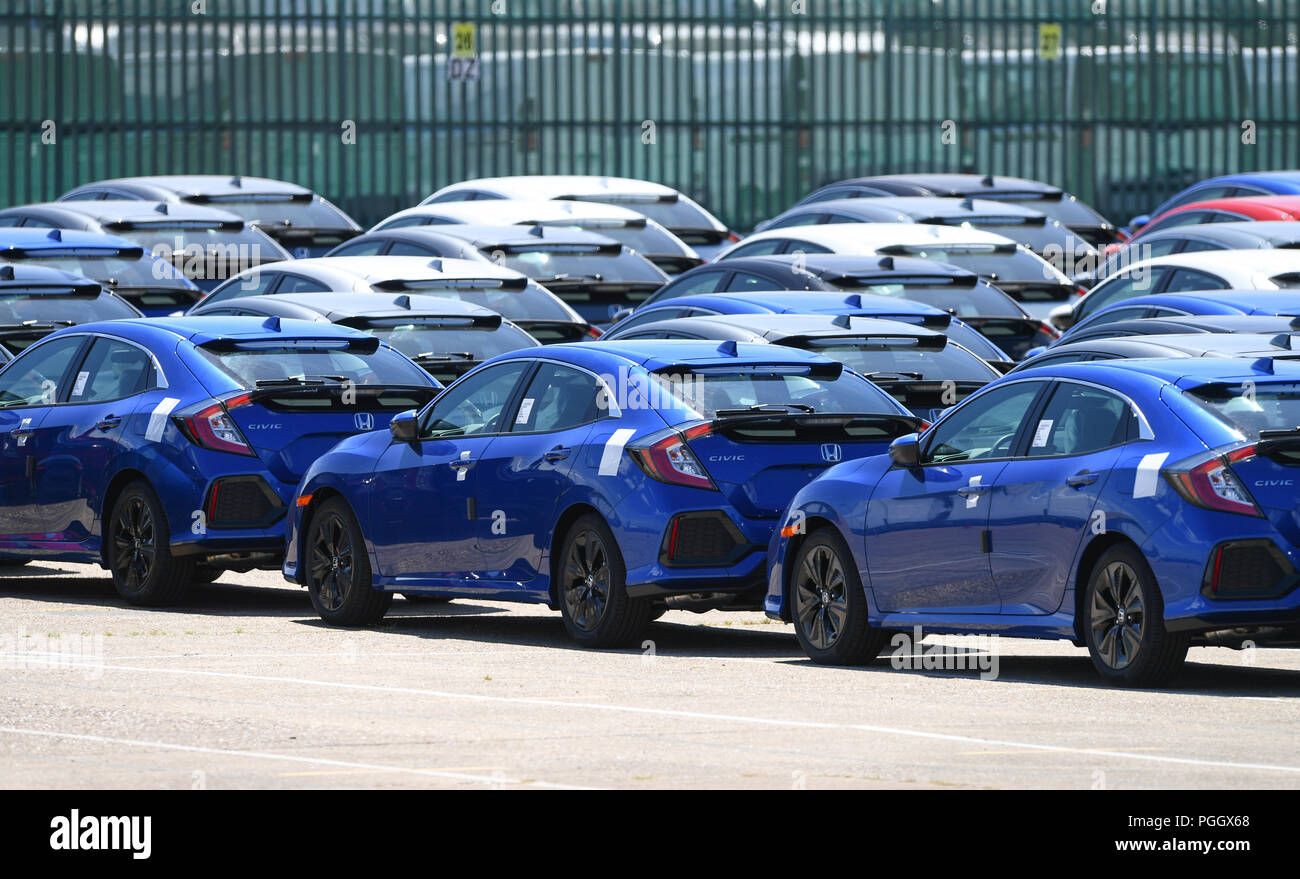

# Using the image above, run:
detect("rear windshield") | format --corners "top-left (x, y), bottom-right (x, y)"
top-left (899, 247), bottom-right (1055, 284)
top-left (4, 252), bottom-right (192, 289)
top-left (800, 341), bottom-right (998, 383)
top-left (849, 282), bottom-right (1024, 317)
top-left (358, 320), bottom-right (537, 361)
top-left (563, 222), bottom-right (687, 256)
top-left (0, 290), bottom-right (138, 323)
top-left (1188, 382), bottom-right (1300, 439)
top-left (502, 249), bottom-right (666, 284)
top-left (396, 282), bottom-right (576, 323)
top-left (651, 365), bottom-right (898, 419)
top-left (193, 197), bottom-right (353, 231)
top-left (577, 198), bottom-right (722, 241)
top-left (197, 341), bottom-right (430, 389)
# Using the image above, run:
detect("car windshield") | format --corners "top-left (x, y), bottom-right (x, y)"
top-left (850, 282), bottom-right (1024, 317)
top-left (6, 253), bottom-right (191, 288)
top-left (651, 365), bottom-right (897, 418)
top-left (0, 290), bottom-right (138, 323)
top-left (197, 342), bottom-right (430, 389)
top-left (502, 249), bottom-right (665, 284)
top-left (357, 320), bottom-right (536, 361)
top-left (799, 340), bottom-right (997, 382)
top-left (1188, 382), bottom-right (1300, 439)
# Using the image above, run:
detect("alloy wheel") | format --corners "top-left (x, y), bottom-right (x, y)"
top-left (1089, 561), bottom-right (1146, 671)
top-left (310, 514), bottom-right (354, 612)
top-left (794, 545), bottom-right (850, 651)
top-left (563, 529), bottom-right (610, 632)
top-left (112, 496), bottom-right (156, 591)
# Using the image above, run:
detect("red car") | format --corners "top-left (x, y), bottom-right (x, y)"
top-left (1112, 195), bottom-right (1300, 253)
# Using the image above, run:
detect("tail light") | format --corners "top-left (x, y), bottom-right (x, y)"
top-left (627, 424), bottom-right (716, 491)
top-left (1075, 285), bottom-right (1089, 298)
top-left (726, 231), bottom-right (741, 243)
top-left (176, 394), bottom-right (255, 457)
top-left (1039, 321), bottom-right (1061, 339)
top-left (1166, 444), bottom-right (1263, 517)
top-left (585, 325), bottom-right (603, 339)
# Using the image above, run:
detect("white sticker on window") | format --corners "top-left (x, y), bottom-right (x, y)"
top-left (1133, 452), bottom-right (1169, 499)
top-left (598, 428), bottom-right (637, 476)
top-left (1031, 418), bottom-right (1054, 448)
top-left (71, 371), bottom-right (89, 397)
top-left (515, 398), bottom-right (535, 425)
top-left (145, 397), bottom-right (181, 442)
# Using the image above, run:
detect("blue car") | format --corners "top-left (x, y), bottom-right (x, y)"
top-left (0, 317), bottom-right (439, 604)
top-left (284, 340), bottom-right (921, 646)
top-left (601, 291), bottom-right (1015, 368)
top-left (1129, 171), bottom-right (1300, 233)
top-left (0, 227), bottom-right (204, 315)
top-left (766, 357), bottom-right (1300, 686)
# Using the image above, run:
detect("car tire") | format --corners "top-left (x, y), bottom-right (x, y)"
top-left (1084, 544), bottom-right (1189, 687)
top-left (192, 565), bottom-right (222, 585)
top-left (557, 513), bottom-right (649, 648)
top-left (305, 498), bottom-right (392, 627)
top-left (791, 528), bottom-right (887, 665)
top-left (108, 481), bottom-right (194, 606)
top-left (0, 558), bottom-right (31, 568)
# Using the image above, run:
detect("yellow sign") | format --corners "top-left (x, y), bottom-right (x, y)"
top-left (452, 22), bottom-right (476, 59)
top-left (1039, 24), bottom-right (1062, 60)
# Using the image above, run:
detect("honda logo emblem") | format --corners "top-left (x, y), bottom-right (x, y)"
top-left (354, 412), bottom-right (375, 431)
top-left (820, 443), bottom-right (842, 463)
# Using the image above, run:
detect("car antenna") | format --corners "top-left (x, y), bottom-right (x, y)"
top-left (843, 293), bottom-right (862, 308)
top-left (154, 203), bottom-right (168, 214)
top-left (717, 340), bottom-right (738, 356)
top-left (832, 314), bottom-right (853, 329)
top-left (529, 224), bottom-right (544, 237)
top-left (394, 294), bottom-right (411, 309)
top-left (981, 174), bottom-right (995, 187)
top-left (1270, 333), bottom-right (1293, 350)
top-left (1251, 357), bottom-right (1276, 375)
top-left (877, 256), bottom-right (894, 270)
top-left (46, 229), bottom-right (61, 241)
top-left (262, 316), bottom-right (281, 332)
top-left (230, 175), bottom-right (242, 188)
top-left (961, 197), bottom-right (975, 211)
top-left (0, 265), bottom-right (13, 280)
top-left (428, 258), bottom-right (444, 272)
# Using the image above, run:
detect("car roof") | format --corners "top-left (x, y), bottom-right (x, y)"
top-left (215, 291), bottom-right (500, 321)
top-left (1203, 220), bottom-right (1300, 246)
top-left (1196, 171), bottom-right (1300, 190)
top-left (1162, 195), bottom-right (1300, 217)
top-left (377, 199), bottom-right (650, 228)
top-left (753, 253), bottom-right (979, 280)
top-left (0, 227), bottom-right (146, 253)
top-left (1052, 333), bottom-right (1300, 358)
top-left (279, 255), bottom-right (526, 284)
top-left (653, 313), bottom-right (947, 341)
top-left (532, 338), bottom-right (841, 371)
top-left (13, 200), bottom-right (247, 225)
top-left (431, 175), bottom-right (681, 200)
top-left (1099, 248), bottom-right (1300, 277)
top-left (848, 173), bottom-right (1065, 197)
top-left (857, 197), bottom-right (1049, 221)
top-left (1032, 357), bottom-right (1300, 389)
top-left (64, 175), bottom-right (314, 199)
top-left (727, 222), bottom-right (1019, 252)
top-left (0, 263), bottom-right (103, 290)
top-left (694, 291), bottom-right (947, 316)
top-left (62, 315), bottom-right (373, 345)
top-left (423, 224), bottom-right (621, 248)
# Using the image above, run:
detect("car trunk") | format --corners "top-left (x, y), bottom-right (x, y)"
top-left (1230, 433), bottom-right (1300, 540)
top-left (958, 316), bottom-right (1056, 360)
top-left (683, 412), bottom-right (920, 519)
top-left (540, 281), bottom-right (664, 325)
top-left (218, 384), bottom-right (438, 484)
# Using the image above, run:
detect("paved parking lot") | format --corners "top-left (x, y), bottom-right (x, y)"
top-left (1, 561), bottom-right (1297, 790)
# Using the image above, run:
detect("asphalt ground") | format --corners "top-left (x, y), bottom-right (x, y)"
top-left (1, 561), bottom-right (1297, 790)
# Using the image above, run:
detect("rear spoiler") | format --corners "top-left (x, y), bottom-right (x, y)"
top-left (788, 333), bottom-right (948, 351)
top-left (198, 335), bottom-right (381, 354)
top-left (337, 313), bottom-right (503, 331)
top-left (838, 274), bottom-right (979, 290)
top-left (188, 192), bottom-right (313, 205)
top-left (105, 219), bottom-right (244, 233)
top-left (0, 283), bottom-right (103, 298)
top-left (877, 242), bottom-right (1016, 256)
top-left (0, 244), bottom-right (145, 260)
top-left (651, 360), bottom-right (845, 379)
top-left (564, 192), bottom-right (678, 205)
top-left (496, 242), bottom-right (622, 256)
top-left (375, 276), bottom-right (529, 292)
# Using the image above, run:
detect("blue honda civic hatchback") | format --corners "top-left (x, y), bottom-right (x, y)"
top-left (284, 340), bottom-right (922, 646)
top-left (0, 317), bottom-right (439, 604)
top-left (766, 357), bottom-right (1300, 685)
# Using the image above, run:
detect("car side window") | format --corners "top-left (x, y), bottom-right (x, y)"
top-left (725, 240), bottom-right (785, 258)
top-left (1163, 268), bottom-right (1228, 292)
top-left (68, 338), bottom-right (155, 403)
top-left (785, 241), bottom-right (833, 254)
top-left (1168, 186), bottom-right (1236, 209)
top-left (924, 382), bottom-right (1044, 464)
top-left (0, 217), bottom-right (21, 227)
top-left (1087, 305), bottom-right (1150, 327)
top-left (771, 213), bottom-right (825, 228)
top-left (329, 239), bottom-right (388, 256)
top-left (0, 336), bottom-right (85, 408)
top-left (1079, 269), bottom-right (1166, 317)
top-left (1147, 210), bottom-right (1215, 233)
top-left (204, 271), bottom-right (281, 306)
top-left (1176, 238), bottom-right (1226, 253)
top-left (655, 271), bottom-right (726, 301)
top-left (613, 308), bottom-right (689, 333)
top-left (1025, 384), bottom-right (1136, 458)
top-left (387, 241), bottom-right (437, 257)
top-left (722, 271), bottom-right (780, 293)
top-left (512, 363), bottom-right (604, 433)
top-left (421, 362), bottom-right (529, 438)
top-left (274, 274), bottom-right (330, 294)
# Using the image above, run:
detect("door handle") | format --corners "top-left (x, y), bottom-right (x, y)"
top-left (543, 446), bottom-right (571, 462)
top-left (956, 485), bottom-right (989, 498)
top-left (1067, 471), bottom-right (1099, 488)
top-left (449, 458), bottom-right (474, 470)
top-left (96, 415), bottom-right (122, 430)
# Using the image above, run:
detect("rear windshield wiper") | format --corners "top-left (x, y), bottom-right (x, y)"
top-left (714, 403), bottom-right (816, 417)
top-left (861, 371), bottom-right (926, 381)
top-left (253, 374), bottom-right (348, 388)
top-left (535, 273), bottom-right (604, 283)
top-left (414, 351), bottom-right (476, 361)
top-left (0, 320), bottom-right (76, 330)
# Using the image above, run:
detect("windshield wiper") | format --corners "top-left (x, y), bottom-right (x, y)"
top-left (253, 374), bottom-right (348, 388)
top-left (0, 320), bottom-right (75, 330)
top-left (414, 351), bottom-right (476, 361)
top-left (535, 273), bottom-right (603, 284)
top-left (861, 371), bottom-right (925, 381)
top-left (714, 403), bottom-right (816, 417)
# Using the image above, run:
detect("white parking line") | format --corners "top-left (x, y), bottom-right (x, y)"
top-left (0, 726), bottom-right (592, 789)
top-left (51, 661), bottom-right (1300, 778)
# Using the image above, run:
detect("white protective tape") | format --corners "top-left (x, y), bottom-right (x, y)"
top-left (598, 428), bottom-right (637, 476)
top-left (145, 397), bottom-right (181, 442)
top-left (1133, 452), bottom-right (1170, 499)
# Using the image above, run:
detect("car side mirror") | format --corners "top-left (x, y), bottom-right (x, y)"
top-left (1049, 303), bottom-right (1075, 331)
top-left (389, 409), bottom-right (419, 442)
top-left (610, 307), bottom-right (633, 324)
top-left (888, 433), bottom-right (920, 467)
top-left (1128, 214), bottom-right (1150, 232)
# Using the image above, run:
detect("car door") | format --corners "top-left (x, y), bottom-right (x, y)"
top-left (0, 335), bottom-right (87, 545)
top-left (35, 336), bottom-right (159, 544)
top-left (473, 362), bottom-right (605, 581)
top-left (369, 361), bottom-right (530, 583)
top-left (864, 380), bottom-right (1048, 614)
top-left (987, 381), bottom-right (1144, 614)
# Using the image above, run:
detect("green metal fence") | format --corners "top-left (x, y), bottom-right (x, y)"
top-left (3, 1), bottom-right (1299, 231)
